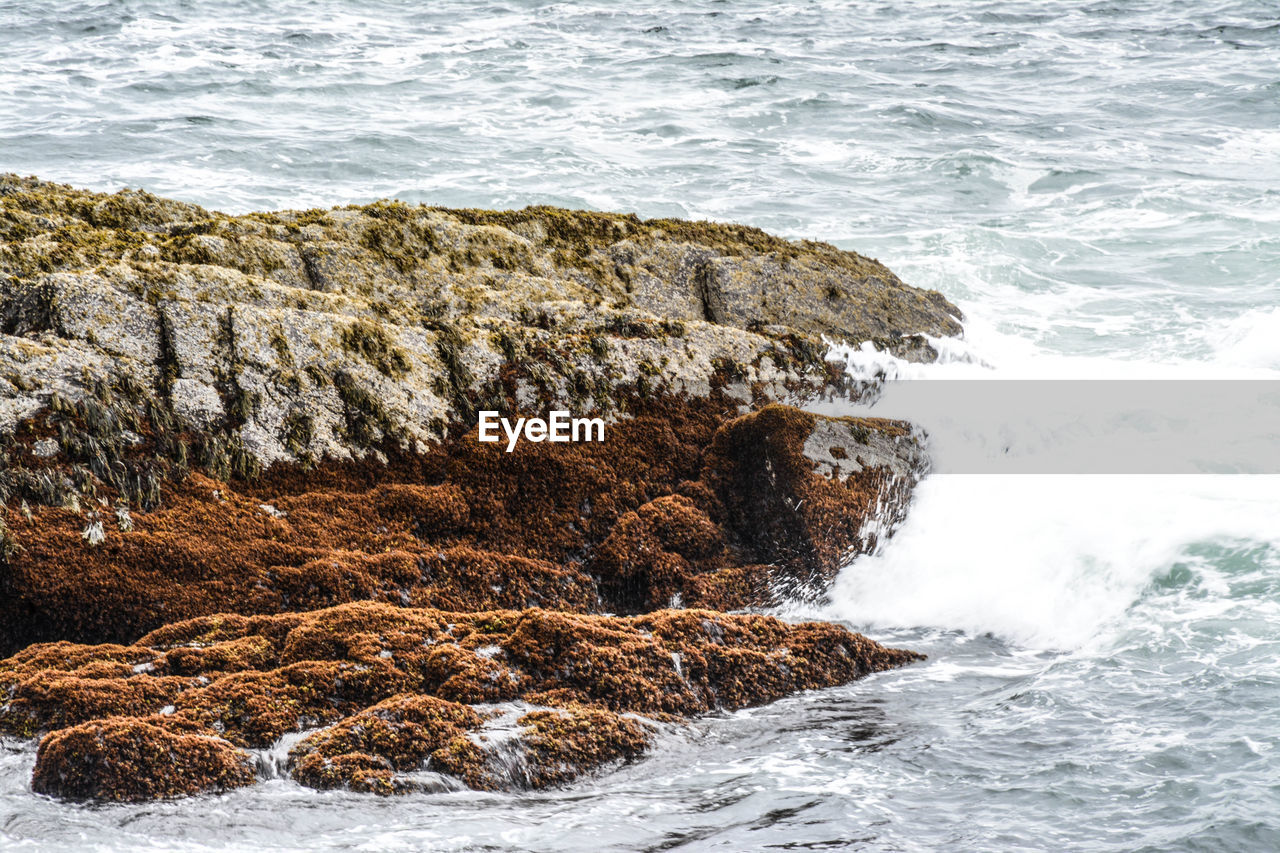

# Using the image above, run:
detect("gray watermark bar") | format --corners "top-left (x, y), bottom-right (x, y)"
top-left (818, 380), bottom-right (1280, 474)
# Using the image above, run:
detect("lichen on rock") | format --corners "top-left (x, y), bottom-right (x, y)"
top-left (0, 173), bottom-right (958, 484)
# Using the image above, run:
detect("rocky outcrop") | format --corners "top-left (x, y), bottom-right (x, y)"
top-left (0, 174), bottom-right (957, 479)
top-left (5, 601), bottom-right (921, 800)
top-left (0, 177), bottom-right (959, 801)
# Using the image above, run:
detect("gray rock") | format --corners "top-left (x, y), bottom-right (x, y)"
top-left (0, 175), bottom-right (962, 476)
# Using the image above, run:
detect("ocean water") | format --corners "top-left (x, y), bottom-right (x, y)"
top-left (3, 1), bottom-right (1280, 850)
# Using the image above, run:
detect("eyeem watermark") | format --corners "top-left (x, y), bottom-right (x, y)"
top-left (477, 410), bottom-right (606, 452)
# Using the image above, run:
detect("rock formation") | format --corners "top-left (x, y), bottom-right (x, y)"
top-left (8, 602), bottom-right (920, 800)
top-left (0, 175), bottom-right (960, 801)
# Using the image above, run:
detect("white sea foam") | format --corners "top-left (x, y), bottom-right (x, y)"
top-left (1208, 306), bottom-right (1280, 370)
top-left (818, 307), bottom-right (1280, 649)
top-left (821, 472), bottom-right (1280, 649)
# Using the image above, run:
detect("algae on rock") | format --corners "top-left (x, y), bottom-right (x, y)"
top-left (0, 176), bottom-right (959, 803)
top-left (0, 174), bottom-right (959, 502)
top-left (3, 601), bottom-right (921, 800)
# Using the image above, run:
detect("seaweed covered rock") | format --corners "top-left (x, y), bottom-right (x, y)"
top-left (423, 703), bottom-right (653, 792)
top-left (284, 695), bottom-right (647, 794)
top-left (701, 404), bottom-right (921, 599)
top-left (31, 716), bottom-right (255, 802)
top-left (507, 705), bottom-right (651, 789)
top-left (0, 177), bottom-right (951, 803)
top-left (0, 178), bottom-right (949, 652)
top-left (289, 694), bottom-right (486, 794)
top-left (0, 402), bottom-right (923, 651)
top-left (6, 601), bottom-right (921, 798)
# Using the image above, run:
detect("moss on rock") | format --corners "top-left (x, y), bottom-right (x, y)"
top-left (0, 174), bottom-right (958, 513)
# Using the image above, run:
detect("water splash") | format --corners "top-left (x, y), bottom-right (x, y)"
top-left (818, 318), bottom-right (1280, 649)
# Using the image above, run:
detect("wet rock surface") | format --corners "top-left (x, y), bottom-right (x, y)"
top-left (30, 716), bottom-right (256, 803)
top-left (0, 178), bottom-right (955, 801)
top-left (5, 602), bottom-right (921, 799)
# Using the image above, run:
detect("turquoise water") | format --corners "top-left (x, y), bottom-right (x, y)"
top-left (3, 1), bottom-right (1280, 849)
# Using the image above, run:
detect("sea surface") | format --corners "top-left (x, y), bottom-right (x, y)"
top-left (3, 1), bottom-right (1280, 850)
